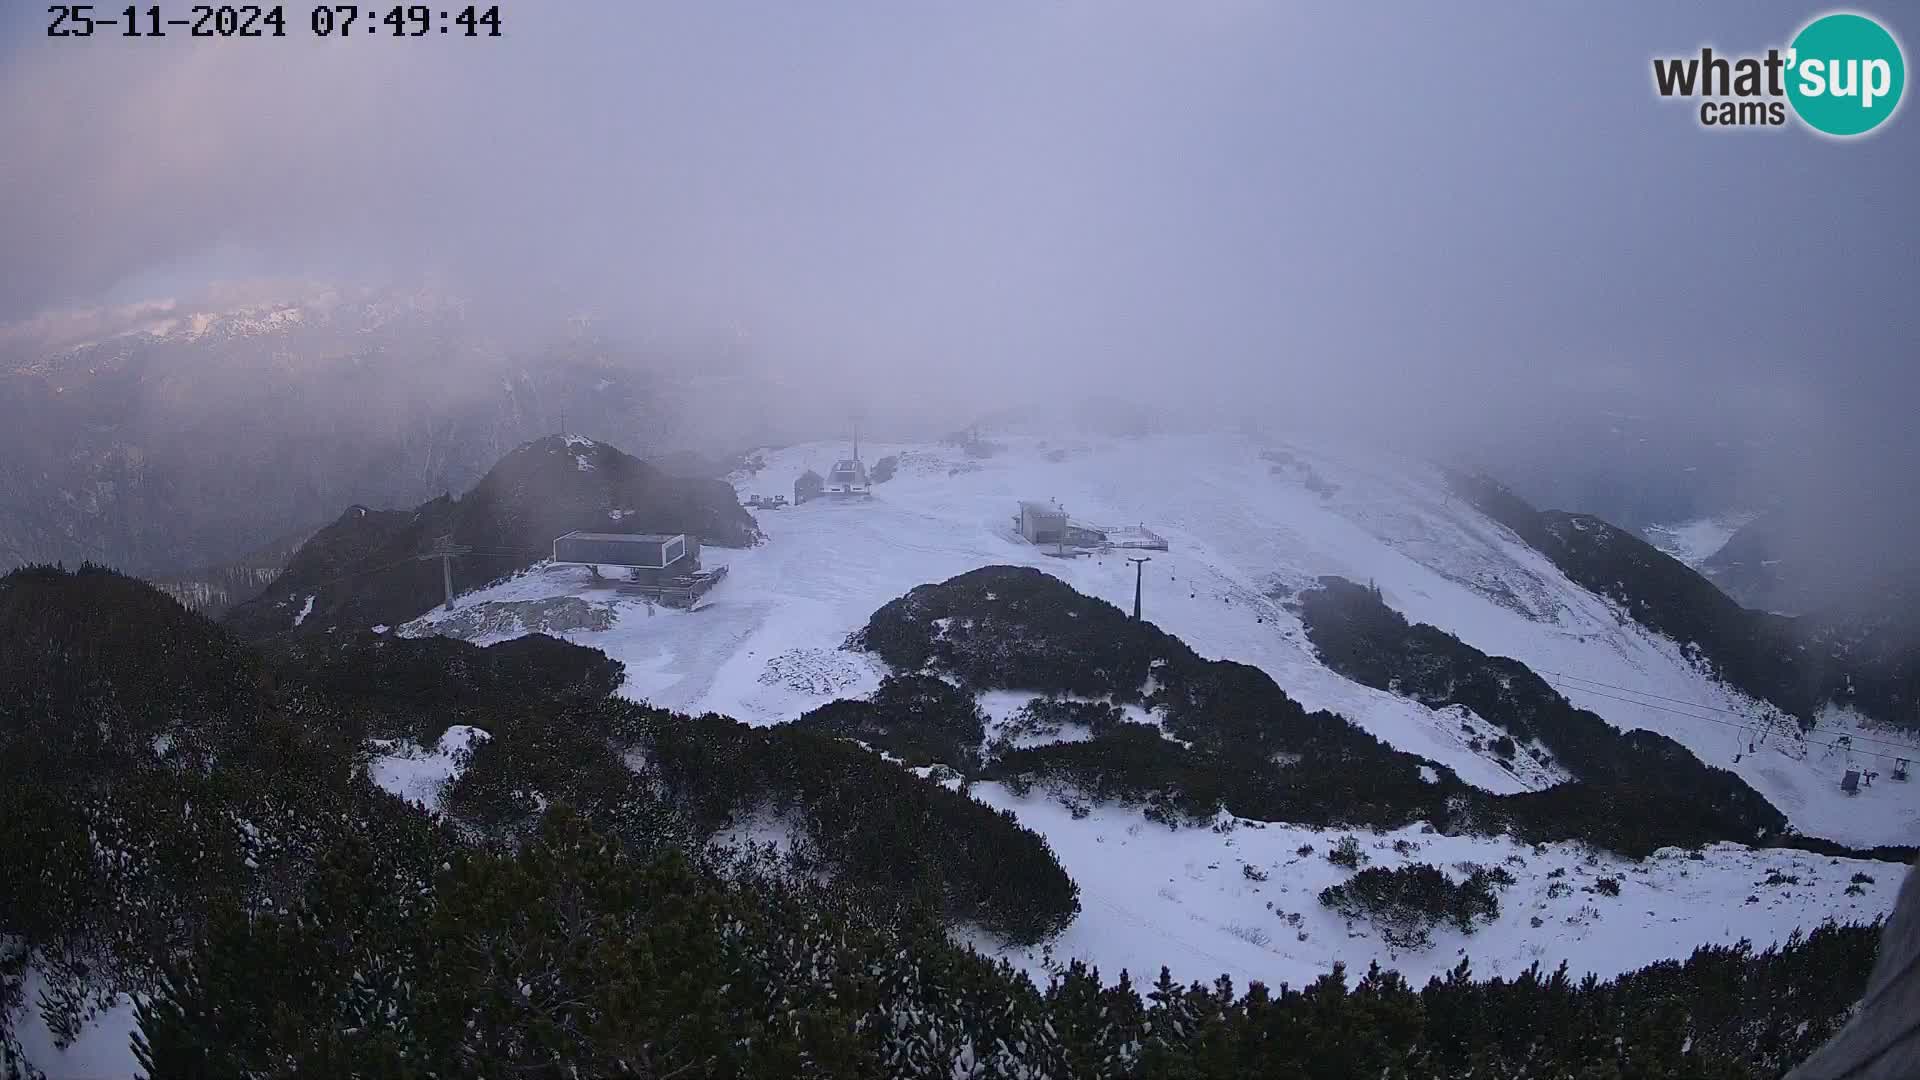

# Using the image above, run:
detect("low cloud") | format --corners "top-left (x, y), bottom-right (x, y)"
top-left (0, 3), bottom-right (1914, 527)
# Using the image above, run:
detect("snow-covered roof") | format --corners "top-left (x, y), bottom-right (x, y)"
top-left (828, 459), bottom-right (869, 483)
top-left (555, 531), bottom-right (683, 544)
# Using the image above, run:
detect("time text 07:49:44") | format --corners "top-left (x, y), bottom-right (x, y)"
top-left (47, 5), bottom-right (503, 38)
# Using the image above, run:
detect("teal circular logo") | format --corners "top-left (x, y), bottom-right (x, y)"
top-left (1787, 13), bottom-right (1905, 136)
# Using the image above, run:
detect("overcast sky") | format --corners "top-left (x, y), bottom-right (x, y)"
top-left (1, 3), bottom-right (1914, 479)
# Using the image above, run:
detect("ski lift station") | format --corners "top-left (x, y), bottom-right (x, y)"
top-left (825, 456), bottom-right (871, 495)
top-left (553, 531), bottom-right (689, 571)
top-left (1016, 501), bottom-right (1069, 544)
top-left (1015, 500), bottom-right (1168, 551)
top-left (550, 530), bottom-right (728, 607)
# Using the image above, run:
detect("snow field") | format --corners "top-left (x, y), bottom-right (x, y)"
top-left (409, 432), bottom-right (1920, 847)
top-left (398, 431), bottom-right (1914, 995)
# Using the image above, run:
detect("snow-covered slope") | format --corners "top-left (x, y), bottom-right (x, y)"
top-left (1643, 513), bottom-right (1756, 569)
top-left (397, 431), bottom-right (1917, 992)
top-left (409, 432), bottom-right (1920, 849)
top-left (958, 797), bottom-right (1901, 993)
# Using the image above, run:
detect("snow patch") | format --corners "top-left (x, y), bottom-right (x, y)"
top-left (965, 789), bottom-right (1905, 994)
top-left (1642, 513), bottom-right (1757, 569)
top-left (9, 967), bottom-right (140, 1080)
top-left (403, 594), bottom-right (619, 644)
top-left (711, 809), bottom-right (802, 859)
top-left (757, 648), bottom-right (873, 697)
top-left (367, 725), bottom-right (491, 811)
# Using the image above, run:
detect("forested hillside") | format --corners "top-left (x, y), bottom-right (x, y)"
top-left (0, 565), bottom-right (1897, 1078)
top-left (856, 565), bottom-right (1793, 856)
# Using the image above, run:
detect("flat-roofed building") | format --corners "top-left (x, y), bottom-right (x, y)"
top-left (1015, 501), bottom-right (1069, 544)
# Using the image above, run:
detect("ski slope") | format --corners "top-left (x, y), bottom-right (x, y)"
top-left (408, 432), bottom-right (1920, 850)
top-left (957, 795), bottom-right (1902, 993)
top-left (31, 434), bottom-right (1904, 1078)
top-left (389, 431), bottom-right (1920, 998)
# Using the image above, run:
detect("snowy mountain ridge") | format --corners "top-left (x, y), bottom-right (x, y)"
top-left (1642, 512), bottom-right (1757, 570)
top-left (10, 437), bottom-right (1913, 1076)
top-left (410, 432), bottom-right (1920, 847)
top-left (391, 431), bottom-right (1917, 995)
top-left (2, 286), bottom-right (470, 369)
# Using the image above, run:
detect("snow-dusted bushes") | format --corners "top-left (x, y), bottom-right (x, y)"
top-left (1, 566), bottom-right (1897, 1079)
top-left (861, 566), bottom-right (1898, 862)
top-left (989, 722), bottom-right (1231, 827)
top-left (1318, 863), bottom-right (1504, 949)
top-left (129, 806), bottom-right (1886, 1079)
top-left (863, 567), bottom-right (1465, 833)
top-left (1327, 835), bottom-right (1368, 869)
top-left (448, 695), bottom-right (1078, 945)
top-left (795, 674), bottom-right (987, 773)
top-left (1011, 696), bottom-right (1125, 738)
top-left (857, 565), bottom-right (1164, 701)
top-left (266, 628), bottom-right (623, 744)
top-left (0, 566), bottom-right (467, 1068)
top-left (0, 565), bottom-right (1083, 1073)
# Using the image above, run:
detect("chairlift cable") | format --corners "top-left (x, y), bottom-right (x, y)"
top-left (1543, 678), bottom-right (1920, 759)
top-left (1541, 670), bottom-right (1920, 755)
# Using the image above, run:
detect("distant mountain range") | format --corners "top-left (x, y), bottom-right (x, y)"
top-left (9, 287), bottom-right (1920, 685)
top-left (0, 289), bottom-right (746, 579)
